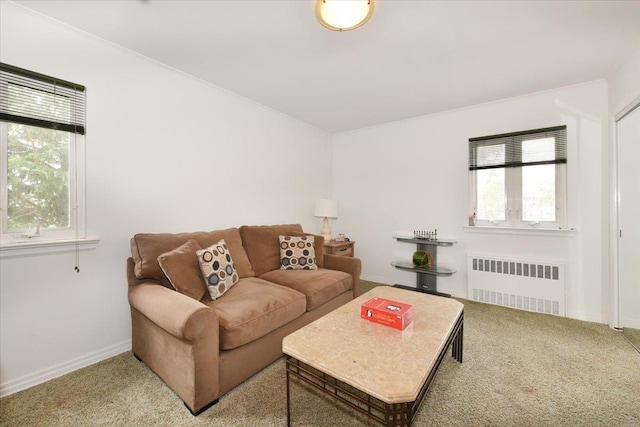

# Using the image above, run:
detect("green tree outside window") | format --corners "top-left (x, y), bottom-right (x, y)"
top-left (6, 123), bottom-right (70, 231)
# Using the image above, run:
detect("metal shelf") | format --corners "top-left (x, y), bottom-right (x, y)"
top-left (392, 234), bottom-right (457, 296)
top-left (391, 261), bottom-right (456, 276)
top-left (394, 237), bottom-right (457, 247)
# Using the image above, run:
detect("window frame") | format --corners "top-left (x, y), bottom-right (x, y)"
top-left (469, 126), bottom-right (567, 229)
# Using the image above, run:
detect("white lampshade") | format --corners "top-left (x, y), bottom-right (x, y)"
top-left (314, 199), bottom-right (338, 219)
top-left (315, 0), bottom-right (374, 32)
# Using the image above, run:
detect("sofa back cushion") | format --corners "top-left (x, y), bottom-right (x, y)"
top-left (131, 228), bottom-right (255, 283)
top-left (239, 224), bottom-right (306, 276)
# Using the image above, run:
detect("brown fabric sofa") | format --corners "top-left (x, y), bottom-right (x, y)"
top-left (127, 224), bottom-right (361, 415)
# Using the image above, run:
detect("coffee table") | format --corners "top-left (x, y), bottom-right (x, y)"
top-left (283, 286), bottom-right (463, 426)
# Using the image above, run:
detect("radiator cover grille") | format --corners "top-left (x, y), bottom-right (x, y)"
top-left (467, 254), bottom-right (565, 316)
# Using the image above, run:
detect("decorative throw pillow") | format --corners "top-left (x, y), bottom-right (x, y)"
top-left (288, 231), bottom-right (324, 268)
top-left (197, 239), bottom-right (239, 300)
top-left (279, 235), bottom-right (318, 270)
top-left (157, 239), bottom-right (207, 301)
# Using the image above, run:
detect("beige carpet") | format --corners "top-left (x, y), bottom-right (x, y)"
top-left (622, 327), bottom-right (640, 352)
top-left (1, 283), bottom-right (639, 426)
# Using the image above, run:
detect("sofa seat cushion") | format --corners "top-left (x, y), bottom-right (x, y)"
top-left (259, 268), bottom-right (352, 311)
top-left (206, 277), bottom-right (306, 350)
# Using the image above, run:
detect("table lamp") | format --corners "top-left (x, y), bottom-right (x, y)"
top-left (314, 199), bottom-right (338, 242)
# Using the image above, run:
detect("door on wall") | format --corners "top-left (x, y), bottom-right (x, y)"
top-left (617, 102), bottom-right (640, 351)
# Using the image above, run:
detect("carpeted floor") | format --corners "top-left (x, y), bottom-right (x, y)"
top-left (1, 282), bottom-right (639, 426)
top-left (622, 327), bottom-right (640, 352)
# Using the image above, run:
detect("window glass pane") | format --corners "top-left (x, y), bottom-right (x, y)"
top-left (522, 137), bottom-right (555, 163)
top-left (476, 143), bottom-right (505, 167)
top-left (522, 164), bottom-right (555, 221)
top-left (6, 123), bottom-right (70, 231)
top-left (476, 168), bottom-right (505, 221)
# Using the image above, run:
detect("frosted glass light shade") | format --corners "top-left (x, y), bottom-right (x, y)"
top-left (316, 0), bottom-right (374, 32)
top-left (314, 199), bottom-right (338, 218)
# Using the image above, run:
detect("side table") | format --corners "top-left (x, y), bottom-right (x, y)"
top-left (324, 240), bottom-right (355, 257)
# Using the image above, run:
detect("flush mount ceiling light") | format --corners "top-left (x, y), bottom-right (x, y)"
top-left (316, 0), bottom-right (374, 32)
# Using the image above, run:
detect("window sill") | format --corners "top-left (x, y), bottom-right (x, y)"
top-left (0, 237), bottom-right (100, 259)
top-left (462, 226), bottom-right (577, 238)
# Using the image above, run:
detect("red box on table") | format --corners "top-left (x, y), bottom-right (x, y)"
top-left (360, 297), bottom-right (414, 330)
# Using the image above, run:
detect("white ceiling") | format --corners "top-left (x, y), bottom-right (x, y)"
top-left (14, 0), bottom-right (640, 133)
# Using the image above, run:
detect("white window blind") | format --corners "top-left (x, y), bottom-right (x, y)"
top-left (0, 62), bottom-right (85, 135)
top-left (469, 126), bottom-right (566, 170)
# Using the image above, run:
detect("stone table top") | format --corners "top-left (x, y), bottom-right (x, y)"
top-left (282, 286), bottom-right (464, 404)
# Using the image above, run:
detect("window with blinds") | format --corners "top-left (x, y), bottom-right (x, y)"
top-left (0, 62), bottom-right (86, 243)
top-left (468, 126), bottom-right (567, 229)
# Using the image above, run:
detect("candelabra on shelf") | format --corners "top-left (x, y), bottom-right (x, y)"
top-left (413, 229), bottom-right (438, 241)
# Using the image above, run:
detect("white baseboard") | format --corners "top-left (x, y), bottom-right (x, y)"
top-left (565, 310), bottom-right (606, 324)
top-left (619, 317), bottom-right (640, 329)
top-left (0, 339), bottom-right (132, 398)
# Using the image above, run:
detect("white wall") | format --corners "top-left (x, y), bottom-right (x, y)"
top-left (332, 81), bottom-right (609, 323)
top-left (0, 3), bottom-right (332, 396)
top-left (608, 50), bottom-right (640, 114)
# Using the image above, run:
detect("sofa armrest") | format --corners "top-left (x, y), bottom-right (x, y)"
top-left (128, 282), bottom-right (220, 414)
top-left (128, 283), bottom-right (218, 342)
top-left (324, 254), bottom-right (362, 298)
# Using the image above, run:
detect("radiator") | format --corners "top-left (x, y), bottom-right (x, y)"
top-left (467, 254), bottom-right (565, 316)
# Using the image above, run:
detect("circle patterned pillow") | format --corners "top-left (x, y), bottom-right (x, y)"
top-left (197, 239), bottom-right (239, 300)
top-left (279, 235), bottom-right (318, 270)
